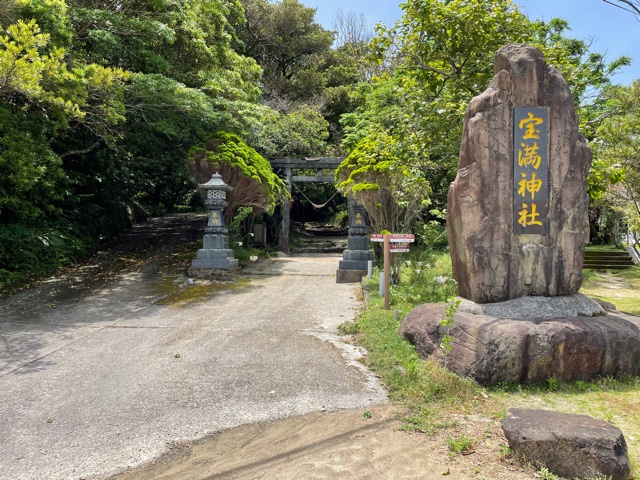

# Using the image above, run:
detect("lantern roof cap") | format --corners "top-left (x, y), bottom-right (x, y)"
top-left (199, 172), bottom-right (233, 191)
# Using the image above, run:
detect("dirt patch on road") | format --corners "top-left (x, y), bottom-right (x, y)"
top-left (113, 405), bottom-right (535, 480)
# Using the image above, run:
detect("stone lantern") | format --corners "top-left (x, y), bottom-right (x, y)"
top-left (189, 172), bottom-right (239, 275)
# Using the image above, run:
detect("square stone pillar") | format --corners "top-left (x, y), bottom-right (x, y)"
top-left (336, 198), bottom-right (374, 283)
top-left (278, 167), bottom-right (292, 253)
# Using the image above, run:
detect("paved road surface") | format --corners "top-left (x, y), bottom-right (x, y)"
top-left (0, 215), bottom-right (387, 479)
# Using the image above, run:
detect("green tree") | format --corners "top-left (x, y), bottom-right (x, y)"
top-left (336, 130), bottom-right (431, 235)
top-left (251, 105), bottom-right (329, 157)
top-left (0, 105), bottom-right (66, 223)
top-left (188, 131), bottom-right (288, 223)
top-left (341, 0), bottom-right (630, 235)
top-left (0, 7), bottom-right (127, 225)
top-left (529, 18), bottom-right (630, 140)
top-left (593, 81), bottom-right (640, 247)
top-left (238, 0), bottom-right (369, 154)
top-left (0, 0), bottom-right (266, 286)
top-left (238, 0), bottom-right (333, 101)
top-left (54, 0), bottom-right (263, 218)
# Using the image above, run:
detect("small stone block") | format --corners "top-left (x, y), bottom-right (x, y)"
top-left (342, 250), bottom-right (374, 262)
top-left (502, 408), bottom-right (630, 480)
top-left (348, 236), bottom-right (370, 251)
top-left (203, 235), bottom-right (229, 249)
top-left (336, 269), bottom-right (366, 283)
top-left (339, 260), bottom-right (370, 271)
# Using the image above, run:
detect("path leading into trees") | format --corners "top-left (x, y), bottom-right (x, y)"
top-left (0, 214), bottom-right (388, 479)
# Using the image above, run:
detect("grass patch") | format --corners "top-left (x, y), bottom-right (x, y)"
top-left (445, 434), bottom-right (475, 456)
top-left (353, 294), bottom-right (488, 432)
top-left (489, 376), bottom-right (640, 477)
top-left (343, 248), bottom-right (640, 477)
top-left (230, 243), bottom-right (272, 266)
top-left (585, 244), bottom-right (627, 252)
top-left (350, 251), bottom-right (492, 432)
top-left (580, 266), bottom-right (640, 315)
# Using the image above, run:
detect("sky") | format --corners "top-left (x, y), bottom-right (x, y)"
top-left (300, 0), bottom-right (640, 85)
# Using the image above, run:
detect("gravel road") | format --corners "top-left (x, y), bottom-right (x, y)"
top-left (0, 214), bottom-right (387, 480)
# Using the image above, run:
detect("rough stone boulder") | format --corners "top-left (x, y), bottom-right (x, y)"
top-left (502, 408), bottom-right (630, 480)
top-left (447, 44), bottom-right (592, 303)
top-left (399, 301), bottom-right (640, 385)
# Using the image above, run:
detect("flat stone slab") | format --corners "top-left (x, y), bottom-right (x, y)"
top-left (502, 408), bottom-right (630, 480)
top-left (458, 293), bottom-right (604, 319)
top-left (399, 301), bottom-right (640, 385)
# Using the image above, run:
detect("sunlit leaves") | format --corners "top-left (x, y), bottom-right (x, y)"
top-left (188, 132), bottom-right (288, 217)
top-left (593, 81), bottom-right (640, 230)
top-left (336, 130), bottom-right (431, 234)
top-left (0, 20), bottom-right (76, 110)
top-left (344, 0), bottom-right (632, 231)
top-left (377, 0), bottom-right (531, 97)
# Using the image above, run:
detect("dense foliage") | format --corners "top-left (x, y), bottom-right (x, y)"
top-left (0, 0), bottom-right (263, 286)
top-left (237, 0), bottom-right (371, 154)
top-left (337, 0), bottom-right (631, 245)
top-left (1, 0), bottom-right (638, 287)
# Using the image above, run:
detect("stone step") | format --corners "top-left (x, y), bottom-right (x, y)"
top-left (291, 236), bottom-right (347, 254)
top-left (584, 250), bottom-right (634, 258)
top-left (583, 249), bottom-right (635, 270)
top-left (583, 258), bottom-right (635, 265)
top-left (583, 264), bottom-right (633, 270)
top-left (291, 246), bottom-right (345, 254)
top-left (583, 256), bottom-right (633, 261)
top-left (298, 238), bottom-right (346, 246)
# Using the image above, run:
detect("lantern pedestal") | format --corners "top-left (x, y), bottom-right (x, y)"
top-left (189, 173), bottom-right (239, 277)
top-left (190, 245), bottom-right (239, 270)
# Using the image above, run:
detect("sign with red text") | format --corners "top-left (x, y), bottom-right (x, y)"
top-left (390, 242), bottom-right (411, 253)
top-left (370, 233), bottom-right (415, 243)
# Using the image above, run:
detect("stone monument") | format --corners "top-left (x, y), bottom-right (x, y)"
top-left (189, 173), bottom-right (239, 277)
top-left (447, 44), bottom-right (591, 303)
top-left (336, 198), bottom-right (374, 283)
top-left (399, 44), bottom-right (640, 385)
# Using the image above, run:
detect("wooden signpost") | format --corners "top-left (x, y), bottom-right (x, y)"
top-left (370, 233), bottom-right (415, 309)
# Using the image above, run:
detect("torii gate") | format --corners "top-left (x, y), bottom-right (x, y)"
top-left (269, 157), bottom-right (344, 252)
top-left (269, 157), bottom-right (374, 283)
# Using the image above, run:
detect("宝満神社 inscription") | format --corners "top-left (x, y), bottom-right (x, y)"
top-left (514, 107), bottom-right (549, 235)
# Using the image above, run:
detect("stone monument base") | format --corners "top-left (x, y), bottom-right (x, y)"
top-left (399, 295), bottom-right (640, 386)
top-left (188, 266), bottom-right (239, 280)
top-left (336, 269), bottom-right (366, 284)
top-left (190, 248), bottom-right (239, 271)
